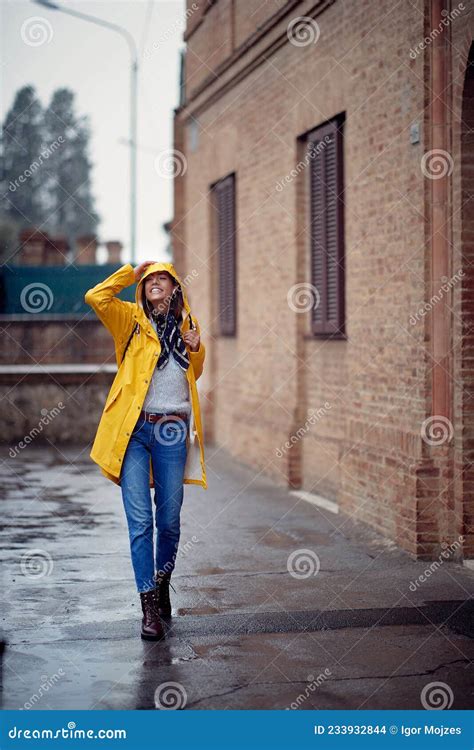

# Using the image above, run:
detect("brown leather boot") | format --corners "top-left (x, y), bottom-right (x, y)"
top-left (154, 572), bottom-right (175, 617)
top-left (139, 589), bottom-right (165, 640)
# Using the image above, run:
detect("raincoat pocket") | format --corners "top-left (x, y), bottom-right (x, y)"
top-left (104, 384), bottom-right (123, 412)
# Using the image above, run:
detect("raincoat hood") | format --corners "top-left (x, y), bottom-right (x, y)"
top-left (135, 262), bottom-right (191, 322)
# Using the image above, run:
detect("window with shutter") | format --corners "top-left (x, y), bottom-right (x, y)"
top-left (213, 173), bottom-right (237, 336)
top-left (308, 116), bottom-right (345, 337)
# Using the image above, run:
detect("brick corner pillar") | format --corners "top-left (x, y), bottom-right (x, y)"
top-left (105, 240), bottom-right (123, 265)
top-left (413, 458), bottom-right (442, 560)
top-left (75, 234), bottom-right (98, 265)
top-left (413, 0), bottom-right (454, 559)
top-left (17, 227), bottom-right (47, 265)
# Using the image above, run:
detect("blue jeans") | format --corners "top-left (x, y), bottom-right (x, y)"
top-left (120, 414), bottom-right (189, 593)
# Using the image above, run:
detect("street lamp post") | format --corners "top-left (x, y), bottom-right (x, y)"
top-left (33, 0), bottom-right (138, 264)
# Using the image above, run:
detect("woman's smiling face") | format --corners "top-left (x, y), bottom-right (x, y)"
top-left (144, 271), bottom-right (176, 307)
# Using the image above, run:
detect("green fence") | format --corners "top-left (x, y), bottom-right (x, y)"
top-left (0, 264), bottom-right (135, 315)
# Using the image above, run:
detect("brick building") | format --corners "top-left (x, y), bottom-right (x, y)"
top-left (171, 0), bottom-right (474, 560)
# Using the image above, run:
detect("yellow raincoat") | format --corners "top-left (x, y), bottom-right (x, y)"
top-left (84, 262), bottom-right (207, 490)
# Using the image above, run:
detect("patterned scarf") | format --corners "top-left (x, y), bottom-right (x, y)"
top-left (151, 309), bottom-right (190, 371)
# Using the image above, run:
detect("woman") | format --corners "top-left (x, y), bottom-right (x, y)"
top-left (84, 260), bottom-right (207, 641)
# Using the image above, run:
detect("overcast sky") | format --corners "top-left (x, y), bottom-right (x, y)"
top-left (1, 0), bottom-right (186, 266)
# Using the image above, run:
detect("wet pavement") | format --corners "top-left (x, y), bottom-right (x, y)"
top-left (1, 445), bottom-right (473, 710)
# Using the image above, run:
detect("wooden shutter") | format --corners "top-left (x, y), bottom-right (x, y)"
top-left (214, 174), bottom-right (237, 335)
top-left (308, 117), bottom-right (345, 336)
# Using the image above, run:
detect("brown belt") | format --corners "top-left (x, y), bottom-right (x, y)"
top-left (140, 409), bottom-right (189, 424)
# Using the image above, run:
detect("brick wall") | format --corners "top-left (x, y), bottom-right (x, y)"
top-left (174, 0), bottom-right (474, 559)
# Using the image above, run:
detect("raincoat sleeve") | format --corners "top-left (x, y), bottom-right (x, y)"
top-left (189, 317), bottom-right (205, 381)
top-left (84, 263), bottom-right (135, 343)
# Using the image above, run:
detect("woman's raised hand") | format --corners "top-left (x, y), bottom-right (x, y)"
top-left (133, 260), bottom-right (155, 282)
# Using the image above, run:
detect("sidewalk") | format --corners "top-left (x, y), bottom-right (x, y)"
top-left (2, 443), bottom-right (473, 710)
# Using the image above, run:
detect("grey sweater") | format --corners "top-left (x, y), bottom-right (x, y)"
top-left (142, 317), bottom-right (192, 414)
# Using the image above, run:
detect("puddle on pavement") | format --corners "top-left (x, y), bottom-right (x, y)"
top-left (194, 566), bottom-right (227, 576)
top-left (175, 605), bottom-right (222, 615)
top-left (182, 642), bottom-right (240, 660)
top-left (249, 526), bottom-right (331, 547)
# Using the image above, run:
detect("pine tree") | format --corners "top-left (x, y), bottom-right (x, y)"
top-left (0, 85), bottom-right (100, 261)
top-left (43, 88), bottom-right (100, 251)
top-left (0, 85), bottom-right (45, 228)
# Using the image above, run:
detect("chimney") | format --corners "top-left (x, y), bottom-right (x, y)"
top-left (105, 241), bottom-right (123, 265)
top-left (76, 234), bottom-right (97, 264)
top-left (17, 228), bottom-right (47, 265)
top-left (44, 236), bottom-right (68, 265)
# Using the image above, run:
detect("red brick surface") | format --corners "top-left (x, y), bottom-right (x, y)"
top-left (173, 0), bottom-right (474, 560)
